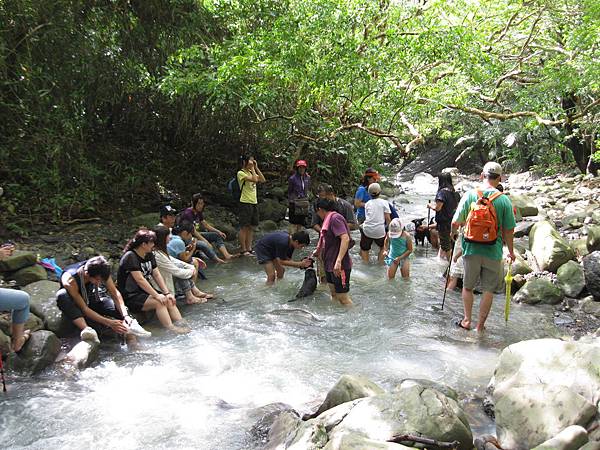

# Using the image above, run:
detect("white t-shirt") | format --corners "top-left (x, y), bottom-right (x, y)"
top-left (362, 198), bottom-right (391, 239)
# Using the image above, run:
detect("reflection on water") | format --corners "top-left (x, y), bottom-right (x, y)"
top-left (0, 194), bottom-right (559, 450)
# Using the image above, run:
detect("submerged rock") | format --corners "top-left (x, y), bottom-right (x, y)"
top-left (489, 338), bottom-right (600, 450)
top-left (529, 221), bottom-right (575, 272)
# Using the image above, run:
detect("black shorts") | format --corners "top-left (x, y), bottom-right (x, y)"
top-left (124, 292), bottom-right (151, 313)
top-left (288, 202), bottom-right (308, 225)
top-left (239, 202), bottom-right (259, 227)
top-left (439, 229), bottom-right (452, 252)
top-left (56, 288), bottom-right (124, 322)
top-left (325, 269), bottom-right (351, 293)
top-left (359, 229), bottom-right (385, 251)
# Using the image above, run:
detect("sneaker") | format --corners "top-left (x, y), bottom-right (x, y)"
top-left (80, 326), bottom-right (100, 344)
top-left (125, 317), bottom-right (152, 338)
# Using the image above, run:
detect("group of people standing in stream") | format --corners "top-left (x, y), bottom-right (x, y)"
top-left (0, 158), bottom-right (516, 361)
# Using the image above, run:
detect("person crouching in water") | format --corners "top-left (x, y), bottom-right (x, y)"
top-left (383, 218), bottom-right (413, 279)
top-left (56, 255), bottom-right (151, 344)
top-left (313, 198), bottom-right (353, 305)
top-left (254, 230), bottom-right (312, 285)
top-left (118, 229), bottom-right (190, 334)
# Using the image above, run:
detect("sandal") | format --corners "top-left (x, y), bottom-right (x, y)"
top-left (12, 329), bottom-right (31, 353)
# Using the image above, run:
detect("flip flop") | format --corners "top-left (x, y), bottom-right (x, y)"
top-left (453, 318), bottom-right (471, 330)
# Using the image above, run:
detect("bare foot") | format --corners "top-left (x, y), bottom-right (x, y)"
top-left (197, 292), bottom-right (214, 300)
top-left (457, 319), bottom-right (471, 330)
top-left (168, 325), bottom-right (191, 334)
top-left (186, 295), bottom-right (207, 305)
top-left (11, 329), bottom-right (31, 353)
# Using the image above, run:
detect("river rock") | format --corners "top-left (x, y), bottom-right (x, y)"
top-left (510, 194), bottom-right (539, 217)
top-left (489, 338), bottom-right (600, 450)
top-left (512, 278), bottom-right (564, 305)
top-left (128, 212), bottom-right (159, 229)
top-left (269, 186), bottom-right (286, 201)
top-left (258, 198), bottom-right (287, 222)
top-left (580, 443), bottom-right (600, 450)
top-left (249, 403), bottom-right (298, 446)
top-left (0, 251), bottom-right (37, 272)
top-left (0, 311), bottom-right (44, 336)
top-left (583, 251), bottom-right (600, 300)
top-left (7, 330), bottom-right (61, 374)
top-left (587, 225), bottom-right (600, 252)
top-left (305, 374), bottom-right (385, 419)
top-left (512, 253), bottom-right (532, 276)
top-left (10, 264), bottom-right (48, 287)
top-left (581, 297), bottom-right (600, 319)
top-left (22, 280), bottom-right (75, 337)
top-left (258, 220), bottom-right (279, 233)
top-left (529, 221), bottom-right (575, 272)
top-left (394, 378), bottom-right (458, 401)
top-left (0, 328), bottom-right (10, 353)
top-left (556, 261), bottom-right (586, 298)
top-left (531, 425), bottom-right (589, 450)
top-left (569, 238), bottom-right (589, 258)
top-left (514, 221), bottom-right (535, 238)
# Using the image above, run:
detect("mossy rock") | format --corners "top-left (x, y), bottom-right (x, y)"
top-left (0, 251), bottom-right (37, 272)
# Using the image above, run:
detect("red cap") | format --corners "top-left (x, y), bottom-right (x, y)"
top-left (295, 160), bottom-right (308, 168)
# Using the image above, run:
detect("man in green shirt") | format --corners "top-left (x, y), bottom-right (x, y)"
top-left (451, 162), bottom-right (516, 332)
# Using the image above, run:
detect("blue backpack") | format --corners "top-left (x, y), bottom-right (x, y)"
top-left (226, 176), bottom-right (245, 201)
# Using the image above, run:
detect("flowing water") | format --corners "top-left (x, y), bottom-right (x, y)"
top-left (0, 185), bottom-right (559, 450)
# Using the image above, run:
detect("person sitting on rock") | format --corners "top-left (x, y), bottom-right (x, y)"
top-left (157, 205), bottom-right (177, 232)
top-left (153, 225), bottom-right (213, 305)
top-left (56, 255), bottom-right (150, 344)
top-left (254, 230), bottom-right (312, 285)
top-left (118, 229), bottom-right (190, 334)
top-left (0, 243), bottom-right (31, 352)
top-left (179, 193), bottom-right (236, 263)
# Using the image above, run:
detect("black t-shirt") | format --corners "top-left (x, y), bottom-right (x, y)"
top-left (435, 188), bottom-right (460, 230)
top-left (60, 260), bottom-right (100, 303)
top-left (255, 232), bottom-right (294, 260)
top-left (117, 250), bottom-right (157, 297)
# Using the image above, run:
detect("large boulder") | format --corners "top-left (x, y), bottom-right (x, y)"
top-left (587, 225), bottom-right (600, 253)
top-left (7, 330), bottom-right (61, 375)
top-left (512, 278), bottom-right (564, 305)
top-left (569, 238), bottom-right (589, 258)
top-left (489, 338), bottom-right (600, 450)
top-left (249, 403), bottom-right (297, 446)
top-left (268, 384), bottom-right (473, 450)
top-left (258, 198), bottom-right (287, 222)
top-left (0, 251), bottom-right (37, 272)
top-left (580, 297), bottom-right (600, 319)
top-left (510, 194), bottom-right (539, 217)
top-left (305, 374), bottom-right (385, 419)
top-left (0, 311), bottom-right (44, 336)
top-left (529, 221), bottom-right (575, 272)
top-left (583, 251), bottom-right (600, 300)
top-left (22, 280), bottom-right (75, 337)
top-left (394, 378), bottom-right (458, 401)
top-left (531, 425), bottom-right (589, 450)
top-left (556, 261), bottom-right (586, 298)
top-left (514, 221), bottom-right (535, 238)
top-left (9, 264), bottom-right (47, 287)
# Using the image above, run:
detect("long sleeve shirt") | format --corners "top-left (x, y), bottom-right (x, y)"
top-left (287, 173), bottom-right (311, 202)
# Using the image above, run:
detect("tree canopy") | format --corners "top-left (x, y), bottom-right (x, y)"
top-left (1, 0), bottom-right (598, 224)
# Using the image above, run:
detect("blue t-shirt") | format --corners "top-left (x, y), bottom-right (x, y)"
top-left (354, 185), bottom-right (371, 220)
top-left (254, 231), bottom-right (293, 262)
top-left (167, 235), bottom-right (186, 258)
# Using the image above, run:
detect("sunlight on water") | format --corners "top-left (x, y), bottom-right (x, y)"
top-left (0, 189), bottom-right (560, 449)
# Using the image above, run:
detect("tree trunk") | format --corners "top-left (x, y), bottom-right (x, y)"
top-left (561, 94), bottom-right (592, 173)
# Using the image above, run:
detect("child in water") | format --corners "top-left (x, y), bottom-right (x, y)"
top-left (383, 218), bottom-right (413, 279)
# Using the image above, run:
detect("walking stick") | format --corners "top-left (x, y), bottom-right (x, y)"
top-left (440, 237), bottom-right (455, 311)
top-left (425, 200), bottom-right (431, 257)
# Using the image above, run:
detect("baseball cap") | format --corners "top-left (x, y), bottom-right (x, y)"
top-left (295, 159), bottom-right (307, 168)
top-left (159, 205), bottom-right (177, 217)
top-left (388, 218), bottom-right (403, 238)
top-left (368, 182), bottom-right (382, 195)
top-left (483, 162), bottom-right (502, 177)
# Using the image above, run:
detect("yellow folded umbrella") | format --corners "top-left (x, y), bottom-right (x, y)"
top-left (504, 262), bottom-right (513, 323)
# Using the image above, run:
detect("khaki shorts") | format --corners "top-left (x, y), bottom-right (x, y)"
top-left (463, 255), bottom-right (503, 293)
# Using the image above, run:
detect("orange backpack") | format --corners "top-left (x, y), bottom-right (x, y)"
top-left (464, 190), bottom-right (504, 245)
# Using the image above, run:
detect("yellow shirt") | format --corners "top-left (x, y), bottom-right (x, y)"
top-left (237, 169), bottom-right (257, 204)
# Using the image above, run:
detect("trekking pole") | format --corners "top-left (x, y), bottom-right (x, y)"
top-left (0, 350), bottom-right (7, 393)
top-left (440, 238), bottom-right (455, 311)
top-left (425, 200), bottom-right (431, 257)
top-left (504, 262), bottom-right (513, 323)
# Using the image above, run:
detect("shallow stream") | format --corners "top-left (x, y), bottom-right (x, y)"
top-left (0, 188), bottom-right (559, 449)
